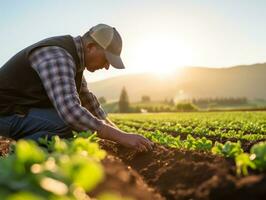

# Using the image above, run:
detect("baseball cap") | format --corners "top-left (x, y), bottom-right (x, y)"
top-left (89, 24), bottom-right (125, 69)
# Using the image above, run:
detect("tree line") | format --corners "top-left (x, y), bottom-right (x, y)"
top-left (99, 87), bottom-right (250, 113)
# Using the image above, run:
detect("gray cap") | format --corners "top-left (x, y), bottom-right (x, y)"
top-left (89, 24), bottom-right (125, 69)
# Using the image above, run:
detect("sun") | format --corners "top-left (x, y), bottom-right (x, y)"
top-left (128, 34), bottom-right (193, 77)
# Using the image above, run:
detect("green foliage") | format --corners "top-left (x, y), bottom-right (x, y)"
top-left (211, 141), bottom-right (243, 158)
top-left (15, 140), bottom-right (46, 173)
top-left (0, 135), bottom-right (106, 200)
top-left (235, 153), bottom-right (256, 176)
top-left (97, 192), bottom-right (134, 200)
top-left (72, 130), bottom-right (97, 140)
top-left (142, 130), bottom-right (182, 148)
top-left (235, 142), bottom-right (266, 176)
top-left (176, 103), bottom-right (198, 112)
top-left (183, 134), bottom-right (212, 151)
top-left (250, 141), bottom-right (266, 171)
top-left (112, 112), bottom-right (266, 141)
top-left (3, 192), bottom-right (46, 200)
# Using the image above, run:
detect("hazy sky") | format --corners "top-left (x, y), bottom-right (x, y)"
top-left (1, 0), bottom-right (266, 82)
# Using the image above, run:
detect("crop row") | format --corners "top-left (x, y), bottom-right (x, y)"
top-left (110, 112), bottom-right (266, 136)
top-left (114, 121), bottom-right (266, 141)
top-left (114, 118), bottom-right (266, 135)
top-left (116, 124), bottom-right (266, 176)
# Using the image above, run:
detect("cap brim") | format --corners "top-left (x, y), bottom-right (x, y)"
top-left (104, 51), bottom-right (125, 69)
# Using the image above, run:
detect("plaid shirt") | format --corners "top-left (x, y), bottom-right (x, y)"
top-left (28, 36), bottom-right (107, 132)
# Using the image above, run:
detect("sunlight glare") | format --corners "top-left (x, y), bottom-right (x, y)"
top-left (129, 34), bottom-right (193, 77)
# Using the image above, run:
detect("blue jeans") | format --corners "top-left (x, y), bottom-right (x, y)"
top-left (0, 108), bottom-right (73, 141)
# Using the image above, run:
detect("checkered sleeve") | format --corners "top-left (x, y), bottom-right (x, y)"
top-left (28, 46), bottom-right (104, 132)
top-left (79, 75), bottom-right (107, 120)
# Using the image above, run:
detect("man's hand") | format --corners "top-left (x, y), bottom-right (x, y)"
top-left (98, 123), bottom-right (154, 152)
top-left (117, 132), bottom-right (154, 152)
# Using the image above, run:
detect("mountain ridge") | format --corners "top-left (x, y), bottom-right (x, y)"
top-left (87, 63), bottom-right (266, 102)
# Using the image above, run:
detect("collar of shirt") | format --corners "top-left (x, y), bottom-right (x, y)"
top-left (73, 36), bottom-right (86, 72)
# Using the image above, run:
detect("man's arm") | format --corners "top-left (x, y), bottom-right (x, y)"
top-left (29, 46), bottom-right (105, 132)
top-left (79, 75), bottom-right (107, 120)
top-left (29, 46), bottom-right (153, 152)
top-left (104, 117), bottom-right (118, 128)
top-left (79, 77), bottom-right (121, 130)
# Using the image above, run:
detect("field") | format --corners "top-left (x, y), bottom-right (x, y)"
top-left (0, 111), bottom-right (266, 200)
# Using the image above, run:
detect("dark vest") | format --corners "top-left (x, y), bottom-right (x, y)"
top-left (0, 35), bottom-right (83, 116)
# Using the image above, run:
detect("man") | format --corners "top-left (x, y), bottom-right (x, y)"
top-left (0, 24), bottom-right (153, 152)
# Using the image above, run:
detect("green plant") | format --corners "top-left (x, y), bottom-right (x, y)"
top-left (0, 135), bottom-right (106, 200)
top-left (211, 141), bottom-right (243, 158)
top-left (250, 141), bottom-right (266, 171)
top-left (235, 153), bottom-right (256, 176)
top-left (182, 134), bottom-right (212, 151)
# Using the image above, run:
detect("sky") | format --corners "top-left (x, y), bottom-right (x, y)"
top-left (0, 0), bottom-right (266, 82)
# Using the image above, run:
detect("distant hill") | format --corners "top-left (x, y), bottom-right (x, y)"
top-left (87, 63), bottom-right (266, 102)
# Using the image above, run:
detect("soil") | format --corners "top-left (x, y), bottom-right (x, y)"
top-left (100, 140), bottom-right (266, 200)
top-left (1, 136), bottom-right (266, 200)
top-left (90, 154), bottom-right (164, 200)
top-left (0, 136), bottom-right (12, 156)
